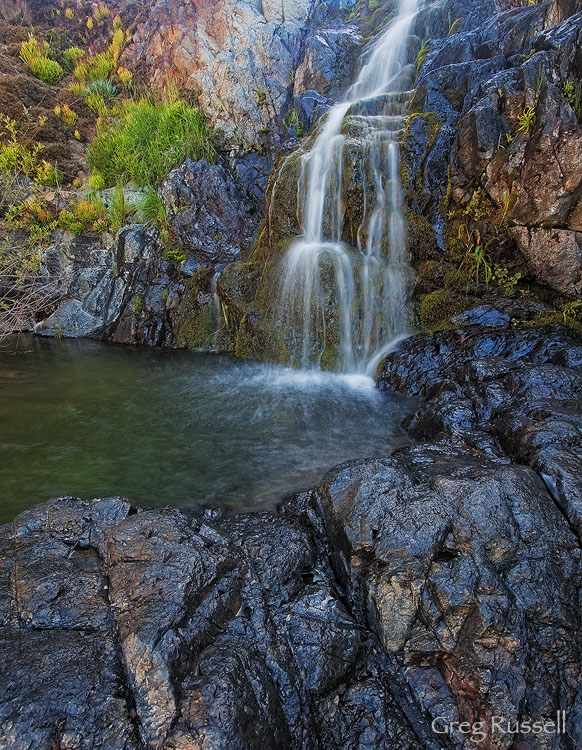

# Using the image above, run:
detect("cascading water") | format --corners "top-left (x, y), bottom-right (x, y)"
top-left (278, 0), bottom-right (419, 373)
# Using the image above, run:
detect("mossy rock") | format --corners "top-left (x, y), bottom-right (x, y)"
top-left (419, 289), bottom-right (467, 331)
top-left (408, 210), bottom-right (438, 261)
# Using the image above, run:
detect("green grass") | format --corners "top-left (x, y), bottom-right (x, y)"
top-left (87, 93), bottom-right (216, 188)
top-left (108, 185), bottom-right (134, 233)
top-left (138, 186), bottom-right (167, 227)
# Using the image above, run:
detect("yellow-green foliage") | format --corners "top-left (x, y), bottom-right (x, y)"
top-left (416, 38), bottom-right (430, 79)
top-left (75, 51), bottom-right (116, 83)
top-left (54, 104), bottom-right (78, 126)
top-left (88, 91), bottom-right (215, 188)
top-left (562, 80), bottom-right (582, 120)
top-left (20, 35), bottom-right (63, 85)
top-left (93, 3), bottom-right (111, 25)
top-left (420, 289), bottom-right (465, 331)
top-left (58, 198), bottom-right (107, 235)
top-left (108, 184), bottom-right (135, 233)
top-left (524, 300), bottom-right (582, 336)
top-left (117, 66), bottom-right (133, 88)
top-left (0, 116), bottom-right (57, 186)
top-left (517, 106), bottom-right (535, 134)
top-left (62, 46), bottom-right (84, 69)
top-left (86, 93), bottom-right (108, 115)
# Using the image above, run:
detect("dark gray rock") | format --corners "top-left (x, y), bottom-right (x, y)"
top-left (160, 160), bottom-right (259, 265)
top-left (0, 498), bottom-right (422, 750)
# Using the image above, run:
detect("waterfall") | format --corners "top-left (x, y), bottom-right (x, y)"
top-left (278, 0), bottom-right (419, 373)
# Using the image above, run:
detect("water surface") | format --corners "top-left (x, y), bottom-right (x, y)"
top-left (0, 335), bottom-right (414, 523)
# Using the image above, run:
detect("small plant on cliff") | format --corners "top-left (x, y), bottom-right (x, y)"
top-left (88, 89), bottom-right (215, 188)
top-left (491, 264), bottom-right (521, 295)
top-left (108, 185), bottom-right (135, 233)
top-left (20, 35), bottom-right (63, 85)
top-left (62, 46), bottom-right (85, 70)
top-left (285, 108), bottom-right (303, 137)
top-left (516, 106), bottom-right (535, 134)
top-left (138, 187), bottom-right (168, 238)
top-left (85, 79), bottom-right (118, 101)
top-left (562, 80), bottom-right (582, 120)
top-left (0, 116), bottom-right (57, 187)
top-left (54, 104), bottom-right (78, 126)
top-left (457, 222), bottom-right (493, 286)
top-left (447, 15), bottom-right (462, 36)
top-left (415, 38), bottom-right (430, 80)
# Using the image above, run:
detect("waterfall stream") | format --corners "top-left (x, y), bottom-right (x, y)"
top-left (278, 0), bottom-right (419, 373)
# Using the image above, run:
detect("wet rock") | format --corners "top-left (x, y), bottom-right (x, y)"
top-left (378, 321), bottom-right (582, 546)
top-left (450, 305), bottom-right (511, 327)
top-left (314, 445), bottom-right (582, 748)
top-left (0, 497), bottom-right (421, 749)
top-left (159, 159), bottom-right (258, 265)
top-left (407, 0), bottom-right (582, 297)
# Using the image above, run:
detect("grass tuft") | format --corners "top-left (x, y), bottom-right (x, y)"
top-left (88, 91), bottom-right (215, 188)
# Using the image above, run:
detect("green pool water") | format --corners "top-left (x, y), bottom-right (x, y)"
top-left (0, 335), bottom-right (414, 523)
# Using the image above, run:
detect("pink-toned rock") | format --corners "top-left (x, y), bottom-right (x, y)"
top-left (512, 226), bottom-right (582, 297)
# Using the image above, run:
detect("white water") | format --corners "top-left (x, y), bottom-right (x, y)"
top-left (278, 0), bottom-right (419, 372)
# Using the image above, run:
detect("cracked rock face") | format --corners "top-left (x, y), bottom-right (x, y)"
top-left (0, 498), bottom-right (420, 750)
top-left (128, 0), bottom-right (360, 149)
top-left (407, 0), bottom-right (582, 297)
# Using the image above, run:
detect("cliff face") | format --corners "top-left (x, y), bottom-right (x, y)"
top-left (7, 0), bottom-right (581, 349)
top-left (127, 0), bottom-right (361, 196)
top-left (164, 0), bottom-right (580, 364)
top-left (408, 0), bottom-right (582, 300)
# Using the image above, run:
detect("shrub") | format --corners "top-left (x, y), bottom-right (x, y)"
top-left (6, 199), bottom-right (56, 231)
top-left (117, 66), bottom-right (133, 88)
top-left (19, 35), bottom-right (49, 67)
top-left (88, 93), bottom-right (215, 187)
top-left (74, 51), bottom-right (116, 83)
top-left (54, 104), bottom-right (78, 126)
top-left (30, 57), bottom-right (63, 85)
top-left (85, 79), bottom-right (117, 101)
top-left (89, 174), bottom-right (106, 190)
top-left (62, 46), bottom-right (85, 69)
top-left (93, 3), bottom-right (110, 24)
top-left (35, 160), bottom-right (58, 186)
top-left (0, 116), bottom-right (56, 185)
top-left (20, 35), bottom-right (63, 85)
top-left (86, 93), bottom-right (107, 115)
top-left (58, 198), bottom-right (106, 234)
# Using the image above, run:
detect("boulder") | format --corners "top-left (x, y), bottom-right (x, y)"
top-left (159, 159), bottom-right (258, 265)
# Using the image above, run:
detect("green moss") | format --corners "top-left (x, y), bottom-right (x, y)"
top-left (173, 274), bottom-right (222, 349)
top-left (522, 302), bottom-right (582, 337)
top-left (407, 210), bottom-right (437, 261)
top-left (443, 266), bottom-right (474, 290)
top-left (419, 289), bottom-right (466, 331)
